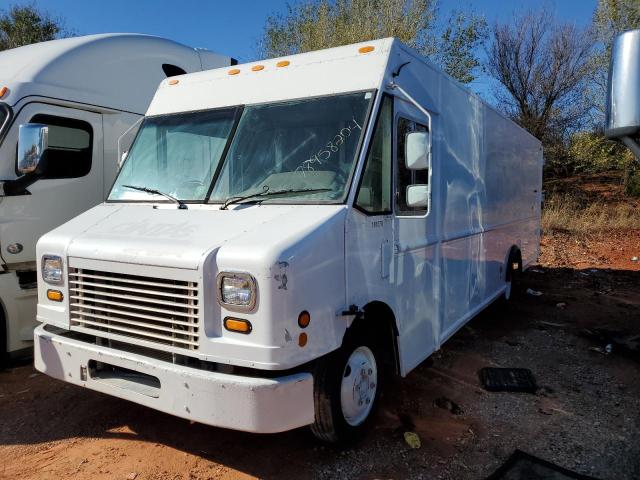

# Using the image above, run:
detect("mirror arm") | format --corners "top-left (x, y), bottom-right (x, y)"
top-left (0, 174), bottom-right (38, 196)
top-left (621, 136), bottom-right (640, 165)
top-left (387, 81), bottom-right (432, 128)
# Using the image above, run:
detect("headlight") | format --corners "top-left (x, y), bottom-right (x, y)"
top-left (42, 255), bottom-right (63, 284)
top-left (216, 272), bottom-right (256, 310)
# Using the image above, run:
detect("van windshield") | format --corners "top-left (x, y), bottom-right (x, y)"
top-left (108, 91), bottom-right (372, 204)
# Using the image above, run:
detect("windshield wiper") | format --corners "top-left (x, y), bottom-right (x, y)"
top-left (220, 185), bottom-right (331, 210)
top-left (123, 185), bottom-right (188, 210)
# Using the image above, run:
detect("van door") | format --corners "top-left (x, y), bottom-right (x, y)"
top-left (392, 97), bottom-right (439, 375)
top-left (0, 103), bottom-right (103, 266)
top-left (345, 95), bottom-right (394, 315)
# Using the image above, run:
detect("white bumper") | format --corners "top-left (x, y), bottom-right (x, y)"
top-left (34, 325), bottom-right (315, 433)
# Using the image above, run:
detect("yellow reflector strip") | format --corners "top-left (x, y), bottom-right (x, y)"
top-left (47, 289), bottom-right (63, 302)
top-left (224, 317), bottom-right (252, 334)
top-left (168, 79), bottom-right (179, 85)
top-left (276, 60), bottom-right (290, 68)
top-left (0, 86), bottom-right (7, 98)
top-left (228, 68), bottom-right (241, 75)
top-left (251, 65), bottom-right (265, 71)
top-left (358, 45), bottom-right (375, 54)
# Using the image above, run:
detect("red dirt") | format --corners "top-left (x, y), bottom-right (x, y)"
top-left (2, 225), bottom-right (639, 479)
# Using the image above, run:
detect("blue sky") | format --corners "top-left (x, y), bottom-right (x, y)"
top-left (1, 0), bottom-right (598, 97)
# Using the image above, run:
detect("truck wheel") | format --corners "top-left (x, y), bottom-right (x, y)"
top-left (504, 249), bottom-right (523, 302)
top-left (310, 331), bottom-right (382, 444)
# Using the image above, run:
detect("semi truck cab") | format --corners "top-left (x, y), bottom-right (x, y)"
top-left (0, 33), bottom-right (233, 363)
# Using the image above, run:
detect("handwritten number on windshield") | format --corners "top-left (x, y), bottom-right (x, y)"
top-left (297, 117), bottom-right (362, 172)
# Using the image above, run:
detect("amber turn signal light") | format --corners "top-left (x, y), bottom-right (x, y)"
top-left (298, 311), bottom-right (310, 328)
top-left (224, 317), bottom-right (252, 334)
top-left (228, 68), bottom-right (241, 75)
top-left (47, 289), bottom-right (63, 302)
top-left (358, 45), bottom-right (375, 54)
top-left (276, 60), bottom-right (290, 67)
top-left (298, 332), bottom-right (308, 347)
top-left (0, 86), bottom-right (7, 98)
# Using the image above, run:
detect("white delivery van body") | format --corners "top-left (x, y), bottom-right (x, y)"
top-left (0, 34), bottom-right (233, 361)
top-left (34, 38), bottom-right (542, 441)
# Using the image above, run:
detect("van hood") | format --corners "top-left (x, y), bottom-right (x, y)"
top-left (45, 203), bottom-right (345, 270)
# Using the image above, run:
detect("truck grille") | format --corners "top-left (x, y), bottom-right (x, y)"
top-left (69, 268), bottom-right (199, 351)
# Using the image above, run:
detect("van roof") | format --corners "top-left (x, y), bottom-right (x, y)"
top-left (0, 33), bottom-right (231, 114)
top-left (147, 38), bottom-right (397, 116)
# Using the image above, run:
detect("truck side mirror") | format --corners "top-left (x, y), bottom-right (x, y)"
top-left (405, 131), bottom-right (430, 170)
top-left (17, 123), bottom-right (49, 175)
top-left (406, 184), bottom-right (428, 208)
top-left (606, 29), bottom-right (640, 161)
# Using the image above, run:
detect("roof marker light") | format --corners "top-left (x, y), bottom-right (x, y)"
top-left (168, 79), bottom-right (179, 85)
top-left (359, 46), bottom-right (375, 54)
top-left (252, 65), bottom-right (265, 71)
top-left (0, 86), bottom-right (7, 98)
top-left (228, 68), bottom-right (241, 75)
top-left (276, 60), bottom-right (290, 68)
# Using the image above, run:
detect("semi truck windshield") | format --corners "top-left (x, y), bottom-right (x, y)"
top-left (108, 91), bottom-right (372, 204)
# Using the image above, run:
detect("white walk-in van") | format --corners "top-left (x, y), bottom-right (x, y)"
top-left (0, 34), bottom-right (233, 363)
top-left (34, 38), bottom-right (542, 442)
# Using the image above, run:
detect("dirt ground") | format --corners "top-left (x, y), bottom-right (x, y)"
top-left (1, 231), bottom-right (639, 480)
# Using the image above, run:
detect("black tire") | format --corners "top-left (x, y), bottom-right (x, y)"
top-left (504, 249), bottom-right (523, 302)
top-left (310, 328), bottom-right (383, 444)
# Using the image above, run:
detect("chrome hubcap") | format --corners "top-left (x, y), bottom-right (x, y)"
top-left (340, 346), bottom-right (377, 426)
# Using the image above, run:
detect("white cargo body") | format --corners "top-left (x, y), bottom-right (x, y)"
top-left (34, 38), bottom-right (542, 441)
top-left (0, 34), bottom-right (233, 362)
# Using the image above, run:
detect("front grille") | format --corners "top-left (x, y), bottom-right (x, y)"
top-left (69, 268), bottom-right (199, 351)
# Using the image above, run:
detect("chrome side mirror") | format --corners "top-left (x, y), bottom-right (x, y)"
top-left (405, 131), bottom-right (430, 170)
top-left (18, 123), bottom-right (49, 175)
top-left (406, 184), bottom-right (429, 208)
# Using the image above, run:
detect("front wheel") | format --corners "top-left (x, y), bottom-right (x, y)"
top-left (504, 251), bottom-right (523, 302)
top-left (310, 333), bottom-right (382, 444)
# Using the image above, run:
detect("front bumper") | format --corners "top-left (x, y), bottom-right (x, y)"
top-left (34, 325), bottom-right (315, 433)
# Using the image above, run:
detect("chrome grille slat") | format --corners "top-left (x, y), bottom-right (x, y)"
top-left (68, 279), bottom-right (194, 300)
top-left (70, 288), bottom-right (197, 309)
top-left (69, 267), bottom-right (199, 351)
top-left (72, 304), bottom-right (197, 327)
top-left (71, 317), bottom-right (198, 346)
top-left (69, 272), bottom-right (198, 291)
top-left (69, 295), bottom-right (198, 320)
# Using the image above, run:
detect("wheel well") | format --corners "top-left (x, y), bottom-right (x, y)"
top-left (506, 245), bottom-right (523, 281)
top-left (347, 301), bottom-right (400, 376)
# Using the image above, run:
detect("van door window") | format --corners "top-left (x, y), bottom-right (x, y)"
top-left (396, 117), bottom-right (430, 216)
top-left (26, 114), bottom-right (93, 179)
top-left (355, 95), bottom-right (392, 214)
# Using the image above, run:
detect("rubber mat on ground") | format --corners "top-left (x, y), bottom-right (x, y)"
top-left (478, 367), bottom-right (537, 393)
top-left (486, 450), bottom-right (600, 480)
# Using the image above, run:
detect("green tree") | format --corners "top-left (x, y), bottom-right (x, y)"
top-left (258, 0), bottom-right (487, 84)
top-left (0, 3), bottom-right (67, 51)
top-left (485, 9), bottom-right (595, 175)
